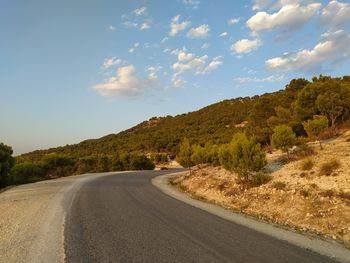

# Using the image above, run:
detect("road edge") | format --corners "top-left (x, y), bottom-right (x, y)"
top-left (152, 173), bottom-right (350, 263)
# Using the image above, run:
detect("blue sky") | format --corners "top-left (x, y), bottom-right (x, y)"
top-left (1, 0), bottom-right (350, 155)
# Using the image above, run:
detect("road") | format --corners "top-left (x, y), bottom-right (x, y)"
top-left (64, 170), bottom-right (339, 263)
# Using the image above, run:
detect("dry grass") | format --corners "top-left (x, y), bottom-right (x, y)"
top-left (319, 159), bottom-right (341, 176)
top-left (172, 129), bottom-right (350, 243)
top-left (300, 158), bottom-right (314, 171)
top-left (250, 173), bottom-right (272, 187)
top-left (271, 181), bottom-right (287, 190)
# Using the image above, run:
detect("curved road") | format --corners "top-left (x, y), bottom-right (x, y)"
top-left (64, 170), bottom-right (338, 263)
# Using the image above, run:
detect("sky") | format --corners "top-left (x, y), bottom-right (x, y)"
top-left (1, 0), bottom-right (350, 155)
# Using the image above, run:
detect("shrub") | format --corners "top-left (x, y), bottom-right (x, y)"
top-left (10, 162), bottom-right (44, 184)
top-left (272, 181), bottom-right (287, 190)
top-left (176, 138), bottom-right (193, 170)
top-left (271, 125), bottom-right (297, 159)
top-left (0, 143), bottom-right (15, 187)
top-left (129, 155), bottom-right (155, 170)
top-left (250, 172), bottom-right (272, 187)
top-left (41, 154), bottom-right (76, 177)
top-left (319, 189), bottom-right (335, 198)
top-left (319, 159), bottom-right (340, 176)
top-left (300, 189), bottom-right (311, 198)
top-left (302, 115), bottom-right (328, 148)
top-left (219, 133), bottom-right (267, 182)
top-left (301, 158), bottom-right (314, 171)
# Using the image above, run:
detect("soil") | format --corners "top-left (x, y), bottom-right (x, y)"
top-left (171, 130), bottom-right (350, 246)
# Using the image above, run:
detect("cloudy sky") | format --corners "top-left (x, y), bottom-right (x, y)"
top-left (1, 0), bottom-right (350, 154)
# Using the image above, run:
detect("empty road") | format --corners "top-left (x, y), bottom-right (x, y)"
top-left (64, 170), bottom-right (339, 263)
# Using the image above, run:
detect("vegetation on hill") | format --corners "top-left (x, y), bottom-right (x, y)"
top-left (1, 75), bottom-right (350, 187)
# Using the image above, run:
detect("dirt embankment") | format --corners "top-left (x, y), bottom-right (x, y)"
top-left (171, 130), bottom-right (350, 246)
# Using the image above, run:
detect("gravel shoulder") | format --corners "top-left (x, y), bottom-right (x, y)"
top-left (0, 172), bottom-right (116, 263)
top-left (152, 173), bottom-right (350, 263)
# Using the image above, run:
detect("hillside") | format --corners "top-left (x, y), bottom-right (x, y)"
top-left (1, 74), bottom-right (348, 186)
top-left (18, 77), bottom-right (312, 163)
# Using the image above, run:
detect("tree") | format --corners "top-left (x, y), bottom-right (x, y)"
top-left (316, 93), bottom-right (343, 128)
top-left (176, 138), bottom-right (193, 173)
top-left (219, 133), bottom-right (266, 182)
top-left (302, 115), bottom-right (328, 149)
top-left (129, 155), bottom-right (155, 170)
top-left (41, 154), bottom-right (75, 177)
top-left (0, 143), bottom-right (15, 186)
top-left (271, 125), bottom-right (297, 159)
top-left (10, 162), bottom-right (44, 184)
top-left (191, 144), bottom-right (206, 167)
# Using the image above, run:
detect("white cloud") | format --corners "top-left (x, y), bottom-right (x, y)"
top-left (146, 66), bottom-right (162, 81)
top-left (182, 0), bottom-right (200, 9)
top-left (234, 75), bottom-right (285, 83)
top-left (169, 15), bottom-right (190, 36)
top-left (161, 37), bottom-right (169, 43)
top-left (123, 21), bottom-right (138, 28)
top-left (93, 65), bottom-right (155, 97)
top-left (252, 0), bottom-right (271, 10)
top-left (187, 24), bottom-right (210, 38)
top-left (219, 32), bottom-right (228, 37)
top-left (228, 17), bottom-right (240, 25)
top-left (140, 19), bottom-right (152, 30)
top-left (122, 7), bottom-right (152, 30)
top-left (128, 42), bottom-right (140, 53)
top-left (266, 30), bottom-right (350, 72)
top-left (247, 3), bottom-right (321, 33)
top-left (252, 0), bottom-right (305, 11)
top-left (172, 49), bottom-right (222, 75)
top-left (108, 25), bottom-right (116, 31)
top-left (102, 57), bottom-right (121, 69)
top-left (178, 50), bottom-right (195, 61)
top-left (321, 0), bottom-right (350, 28)
top-left (133, 7), bottom-right (147, 16)
top-left (231, 38), bottom-right (262, 54)
top-left (201, 43), bottom-right (210, 49)
top-left (204, 56), bottom-right (223, 73)
top-left (171, 74), bottom-right (187, 88)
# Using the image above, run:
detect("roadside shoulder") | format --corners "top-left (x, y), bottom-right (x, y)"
top-left (152, 173), bottom-right (350, 263)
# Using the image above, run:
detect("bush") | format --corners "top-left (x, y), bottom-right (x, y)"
top-left (320, 159), bottom-right (340, 176)
top-left (129, 155), bottom-right (155, 170)
top-left (219, 133), bottom-right (267, 181)
top-left (42, 154), bottom-right (76, 177)
top-left (0, 143), bottom-right (15, 187)
top-left (10, 162), bottom-right (44, 184)
top-left (271, 125), bottom-right (297, 158)
top-left (301, 158), bottom-right (314, 171)
top-left (272, 181), bottom-right (287, 190)
top-left (250, 172), bottom-right (272, 187)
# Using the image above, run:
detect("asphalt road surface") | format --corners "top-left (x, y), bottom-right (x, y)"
top-left (64, 170), bottom-right (339, 263)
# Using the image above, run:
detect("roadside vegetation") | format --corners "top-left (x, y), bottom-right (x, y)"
top-left (2, 75), bottom-right (350, 188)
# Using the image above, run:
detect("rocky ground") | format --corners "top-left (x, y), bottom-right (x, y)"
top-left (171, 130), bottom-right (350, 247)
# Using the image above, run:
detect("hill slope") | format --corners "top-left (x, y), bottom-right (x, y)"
top-left (18, 76), bottom-right (350, 163)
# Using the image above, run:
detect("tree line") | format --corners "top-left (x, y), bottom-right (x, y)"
top-left (0, 148), bottom-right (154, 187)
top-left (2, 75), bottom-right (350, 187)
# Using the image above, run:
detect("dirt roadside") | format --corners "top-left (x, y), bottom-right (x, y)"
top-left (0, 172), bottom-right (114, 263)
top-left (170, 130), bottom-right (350, 247)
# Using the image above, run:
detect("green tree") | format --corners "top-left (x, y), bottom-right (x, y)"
top-left (176, 138), bottom-right (193, 173)
top-left (10, 162), bottom-right (44, 184)
top-left (191, 144), bottom-right (206, 167)
top-left (316, 93), bottom-right (343, 128)
top-left (0, 143), bottom-right (15, 186)
top-left (219, 133), bottom-right (266, 182)
top-left (302, 115), bottom-right (328, 149)
top-left (271, 125), bottom-right (297, 159)
top-left (41, 154), bottom-right (75, 177)
top-left (129, 155), bottom-right (155, 170)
